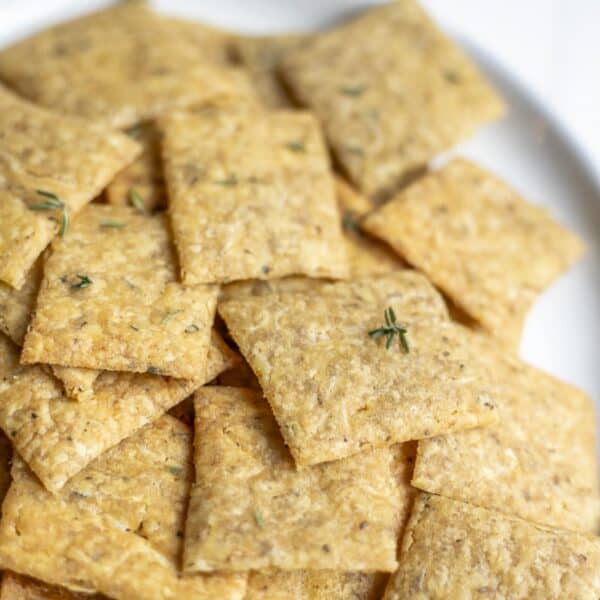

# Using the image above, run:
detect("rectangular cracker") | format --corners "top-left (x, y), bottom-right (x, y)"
top-left (0, 572), bottom-right (105, 599)
top-left (161, 109), bottom-right (348, 284)
top-left (384, 493), bottom-right (600, 600)
top-left (0, 84), bottom-right (140, 289)
top-left (362, 159), bottom-right (585, 349)
top-left (0, 416), bottom-right (247, 599)
top-left (0, 4), bottom-right (252, 129)
top-left (22, 205), bottom-right (218, 379)
top-left (0, 331), bottom-right (234, 491)
top-left (232, 35), bottom-right (307, 108)
top-left (218, 271), bottom-right (497, 467)
top-left (412, 329), bottom-right (600, 533)
top-left (184, 387), bottom-right (414, 572)
top-left (280, 1), bottom-right (504, 198)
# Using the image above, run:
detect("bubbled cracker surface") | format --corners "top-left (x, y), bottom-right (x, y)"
top-left (412, 329), bottom-right (600, 533)
top-left (21, 205), bottom-right (218, 379)
top-left (161, 109), bottom-right (348, 284)
top-left (362, 159), bottom-right (585, 348)
top-left (184, 387), bottom-right (405, 572)
top-left (0, 417), bottom-right (247, 600)
top-left (280, 1), bottom-right (503, 198)
top-left (219, 272), bottom-right (497, 467)
top-left (0, 572), bottom-right (106, 600)
top-left (0, 85), bottom-right (140, 289)
top-left (0, 4), bottom-right (248, 129)
top-left (0, 332), bottom-right (233, 491)
top-left (384, 493), bottom-right (600, 600)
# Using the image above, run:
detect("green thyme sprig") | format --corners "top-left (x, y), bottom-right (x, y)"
top-left (71, 274), bottom-right (93, 289)
top-left (100, 220), bottom-right (126, 228)
top-left (285, 140), bottom-right (305, 153)
top-left (214, 175), bottom-right (238, 186)
top-left (128, 188), bottom-right (145, 212)
top-left (31, 190), bottom-right (69, 237)
top-left (369, 307), bottom-right (409, 352)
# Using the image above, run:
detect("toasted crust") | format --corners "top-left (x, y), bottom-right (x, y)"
top-left (0, 572), bottom-right (105, 600)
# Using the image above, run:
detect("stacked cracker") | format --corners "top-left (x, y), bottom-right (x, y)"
top-left (0, 2), bottom-right (596, 599)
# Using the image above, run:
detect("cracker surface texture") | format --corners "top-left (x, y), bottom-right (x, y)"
top-left (384, 493), bottom-right (600, 600)
top-left (22, 205), bottom-right (217, 379)
top-left (280, 1), bottom-right (504, 198)
top-left (0, 416), bottom-right (247, 599)
top-left (0, 572), bottom-right (105, 600)
top-left (161, 109), bottom-right (348, 284)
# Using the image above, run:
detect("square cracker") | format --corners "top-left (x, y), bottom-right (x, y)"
top-left (0, 4), bottom-right (251, 129)
top-left (0, 572), bottom-right (105, 599)
top-left (280, 1), bottom-right (503, 198)
top-left (384, 493), bottom-right (600, 600)
top-left (218, 271), bottom-right (497, 467)
top-left (412, 330), bottom-right (600, 534)
top-left (22, 205), bottom-right (218, 379)
top-left (0, 331), bottom-right (234, 491)
top-left (0, 416), bottom-right (246, 600)
top-left (161, 109), bottom-right (348, 284)
top-left (184, 387), bottom-right (413, 572)
top-left (0, 85), bottom-right (140, 289)
top-left (362, 159), bottom-right (585, 349)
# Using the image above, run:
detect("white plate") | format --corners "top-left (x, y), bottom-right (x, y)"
top-left (1, 2), bottom-right (599, 422)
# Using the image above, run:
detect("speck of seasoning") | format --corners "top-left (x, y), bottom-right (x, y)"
top-left (322, 544), bottom-right (331, 553)
top-left (147, 366), bottom-right (161, 375)
top-left (342, 211), bottom-right (360, 233)
top-left (128, 187), bottom-right (145, 212)
top-left (359, 521), bottom-right (369, 530)
top-left (286, 140), bottom-right (305, 152)
top-left (443, 70), bottom-right (461, 84)
top-left (261, 265), bottom-right (271, 275)
top-left (254, 510), bottom-right (264, 528)
top-left (59, 275), bottom-right (69, 283)
top-left (176, 530), bottom-right (184, 538)
top-left (100, 220), bottom-right (126, 228)
top-left (126, 125), bottom-right (144, 139)
top-left (130, 324), bottom-right (140, 331)
top-left (214, 175), bottom-right (238, 186)
top-left (184, 324), bottom-right (200, 333)
top-left (31, 412), bottom-right (38, 419)
top-left (162, 309), bottom-right (182, 324)
top-left (71, 274), bottom-right (93, 289)
top-left (168, 466), bottom-right (183, 474)
top-left (338, 84), bottom-right (366, 97)
top-left (346, 146), bottom-right (364, 157)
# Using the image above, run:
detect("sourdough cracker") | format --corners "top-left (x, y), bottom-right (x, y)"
top-left (0, 417), bottom-right (246, 599)
top-left (0, 572), bottom-right (105, 600)
top-left (0, 332), bottom-right (232, 491)
top-left (0, 85), bottom-right (140, 289)
top-left (362, 159), bottom-right (584, 348)
top-left (0, 4), bottom-right (250, 129)
top-left (184, 387), bottom-right (411, 572)
top-left (22, 205), bottom-right (217, 379)
top-left (384, 493), bottom-right (600, 600)
top-left (218, 272), bottom-right (496, 467)
top-left (161, 109), bottom-right (348, 284)
top-left (412, 330), bottom-right (600, 533)
top-left (280, 1), bottom-right (503, 198)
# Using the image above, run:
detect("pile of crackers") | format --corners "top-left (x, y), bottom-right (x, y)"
top-left (0, 1), bottom-right (597, 599)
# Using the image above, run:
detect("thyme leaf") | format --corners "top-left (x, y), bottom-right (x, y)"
top-left (338, 85), bottom-right (365, 97)
top-left (32, 190), bottom-right (69, 237)
top-left (100, 220), bottom-right (126, 228)
top-left (214, 175), bottom-right (238, 186)
top-left (71, 274), bottom-right (93, 289)
top-left (128, 188), bottom-right (145, 212)
top-left (286, 140), bottom-right (305, 153)
top-left (368, 307), bottom-right (409, 353)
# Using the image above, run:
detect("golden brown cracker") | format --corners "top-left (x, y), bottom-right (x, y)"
top-left (218, 272), bottom-right (497, 467)
top-left (362, 159), bottom-right (584, 348)
top-left (184, 387), bottom-right (409, 572)
top-left (0, 417), bottom-right (247, 599)
top-left (412, 330), bottom-right (600, 533)
top-left (0, 4), bottom-right (251, 129)
top-left (22, 205), bottom-right (218, 379)
top-left (0, 572), bottom-right (105, 600)
top-left (280, 1), bottom-right (503, 198)
top-left (384, 493), bottom-right (600, 600)
top-left (161, 109), bottom-right (348, 284)
top-left (0, 84), bottom-right (140, 289)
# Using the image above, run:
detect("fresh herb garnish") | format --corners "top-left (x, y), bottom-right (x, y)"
top-left (128, 188), bottom-right (145, 212)
top-left (168, 466), bottom-right (183, 475)
top-left (338, 85), bottom-right (365, 97)
top-left (184, 324), bottom-right (200, 333)
top-left (254, 510), bottom-right (264, 528)
top-left (369, 307), bottom-right (409, 352)
top-left (71, 274), bottom-right (93, 289)
top-left (214, 175), bottom-right (238, 186)
top-left (147, 366), bottom-right (161, 375)
top-left (162, 309), bottom-right (182, 324)
top-left (342, 211), bottom-right (360, 233)
top-left (31, 190), bottom-right (69, 237)
top-left (347, 146), bottom-right (364, 157)
top-left (286, 140), bottom-right (305, 153)
top-left (443, 70), bottom-right (460, 84)
top-left (100, 220), bottom-right (126, 228)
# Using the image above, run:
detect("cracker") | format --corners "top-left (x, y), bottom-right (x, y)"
top-left (280, 1), bottom-right (504, 198)
top-left (0, 417), bottom-right (247, 599)
top-left (184, 387), bottom-right (413, 572)
top-left (0, 85), bottom-right (140, 289)
top-left (22, 205), bottom-right (218, 379)
top-left (246, 570), bottom-right (389, 600)
top-left (0, 4), bottom-right (252, 129)
top-left (0, 332), bottom-right (232, 491)
top-left (412, 330), bottom-right (600, 533)
top-left (384, 493), bottom-right (600, 599)
top-left (161, 109), bottom-right (348, 284)
top-left (233, 35), bottom-right (307, 108)
top-left (218, 272), bottom-right (497, 467)
top-left (0, 431), bottom-right (12, 511)
top-left (0, 572), bottom-right (104, 600)
top-left (362, 159), bottom-right (585, 348)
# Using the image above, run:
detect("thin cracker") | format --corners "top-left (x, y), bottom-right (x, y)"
top-left (384, 493), bottom-right (600, 599)
top-left (0, 572), bottom-right (105, 600)
top-left (0, 416), bottom-right (246, 599)
top-left (22, 205), bottom-right (218, 379)
top-left (218, 271), bottom-right (497, 467)
top-left (161, 109), bottom-right (348, 284)
top-left (362, 159), bottom-right (585, 348)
